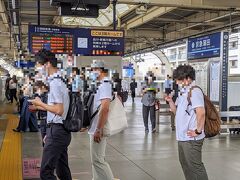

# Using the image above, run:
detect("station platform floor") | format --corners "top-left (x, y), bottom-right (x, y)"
top-left (1, 98), bottom-right (240, 180)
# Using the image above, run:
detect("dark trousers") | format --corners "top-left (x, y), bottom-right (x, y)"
top-left (40, 124), bottom-right (72, 180)
top-left (131, 91), bottom-right (135, 102)
top-left (178, 139), bottom-right (208, 180)
top-left (10, 89), bottom-right (17, 103)
top-left (142, 105), bottom-right (156, 131)
top-left (5, 89), bottom-right (11, 101)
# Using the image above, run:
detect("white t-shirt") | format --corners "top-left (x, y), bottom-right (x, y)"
top-left (47, 72), bottom-right (70, 124)
top-left (88, 78), bottom-right (112, 135)
top-left (175, 86), bottom-right (205, 141)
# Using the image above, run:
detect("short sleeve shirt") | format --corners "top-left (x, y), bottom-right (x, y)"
top-left (47, 72), bottom-right (69, 124)
top-left (88, 78), bottom-right (112, 135)
top-left (175, 86), bottom-right (205, 141)
top-left (141, 82), bottom-right (158, 106)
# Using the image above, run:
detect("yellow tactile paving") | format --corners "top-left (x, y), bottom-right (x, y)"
top-left (0, 114), bottom-right (22, 180)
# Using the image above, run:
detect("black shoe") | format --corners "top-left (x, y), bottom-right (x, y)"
top-left (145, 129), bottom-right (149, 133)
top-left (12, 128), bottom-right (20, 132)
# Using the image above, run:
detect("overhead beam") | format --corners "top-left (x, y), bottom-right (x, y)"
top-left (125, 29), bottom-right (164, 39)
top-left (171, 11), bottom-right (240, 32)
top-left (116, 0), bottom-right (240, 9)
top-left (0, 0), bottom-right (9, 30)
top-left (124, 6), bottom-right (176, 29)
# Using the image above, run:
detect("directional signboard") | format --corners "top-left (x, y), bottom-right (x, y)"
top-left (187, 32), bottom-right (221, 60)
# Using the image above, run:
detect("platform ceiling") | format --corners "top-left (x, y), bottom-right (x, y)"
top-left (0, 0), bottom-right (240, 58)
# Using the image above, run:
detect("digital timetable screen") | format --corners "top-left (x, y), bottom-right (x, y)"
top-left (28, 25), bottom-right (124, 56)
top-left (31, 34), bottom-right (73, 54)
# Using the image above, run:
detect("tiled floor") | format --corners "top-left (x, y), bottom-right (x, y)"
top-left (2, 99), bottom-right (240, 180)
top-left (21, 98), bottom-right (240, 180)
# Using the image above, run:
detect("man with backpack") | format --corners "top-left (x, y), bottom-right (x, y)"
top-left (88, 60), bottom-right (114, 180)
top-left (165, 64), bottom-right (209, 180)
top-left (29, 49), bottom-right (72, 180)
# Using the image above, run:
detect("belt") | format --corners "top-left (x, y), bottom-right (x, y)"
top-left (46, 123), bottom-right (63, 128)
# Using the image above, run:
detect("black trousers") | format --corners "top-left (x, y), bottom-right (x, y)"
top-left (5, 89), bottom-right (11, 101)
top-left (142, 105), bottom-right (156, 131)
top-left (40, 124), bottom-right (72, 180)
top-left (10, 89), bottom-right (17, 103)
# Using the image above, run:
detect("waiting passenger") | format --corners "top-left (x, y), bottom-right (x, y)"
top-left (130, 79), bottom-right (137, 103)
top-left (9, 75), bottom-right (18, 104)
top-left (5, 73), bottom-right (11, 102)
top-left (165, 64), bottom-right (208, 180)
top-left (141, 72), bottom-right (157, 133)
top-left (88, 60), bottom-right (114, 180)
top-left (29, 49), bottom-right (72, 180)
top-left (164, 74), bottom-right (172, 95)
top-left (13, 75), bottom-right (38, 132)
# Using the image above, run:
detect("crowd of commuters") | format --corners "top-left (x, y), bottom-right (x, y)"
top-left (7, 48), bottom-right (209, 180)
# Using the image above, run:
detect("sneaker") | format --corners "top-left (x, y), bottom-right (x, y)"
top-left (145, 129), bottom-right (149, 133)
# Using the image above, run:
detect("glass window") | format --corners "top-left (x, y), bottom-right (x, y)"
top-left (229, 41), bottom-right (238, 50)
top-left (229, 59), bottom-right (238, 68)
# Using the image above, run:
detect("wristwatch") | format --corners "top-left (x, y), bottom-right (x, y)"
top-left (195, 129), bottom-right (202, 135)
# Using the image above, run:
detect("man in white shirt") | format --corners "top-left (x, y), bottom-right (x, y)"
top-left (165, 64), bottom-right (208, 180)
top-left (29, 49), bottom-right (71, 180)
top-left (88, 60), bottom-right (114, 180)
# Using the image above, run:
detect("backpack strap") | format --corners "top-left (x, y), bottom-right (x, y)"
top-left (187, 85), bottom-right (204, 106)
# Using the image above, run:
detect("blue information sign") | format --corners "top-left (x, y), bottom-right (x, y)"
top-left (14, 60), bottom-right (35, 68)
top-left (28, 25), bottom-right (124, 56)
top-left (187, 32), bottom-right (221, 60)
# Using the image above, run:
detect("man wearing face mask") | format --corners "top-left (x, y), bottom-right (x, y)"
top-left (165, 65), bottom-right (208, 180)
top-left (29, 49), bottom-right (71, 180)
top-left (88, 60), bottom-right (114, 180)
top-left (141, 72), bottom-right (158, 133)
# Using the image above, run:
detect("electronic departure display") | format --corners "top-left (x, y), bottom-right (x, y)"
top-left (28, 25), bottom-right (124, 56)
top-left (30, 34), bottom-right (73, 54)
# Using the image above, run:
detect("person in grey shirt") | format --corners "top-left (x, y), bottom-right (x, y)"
top-left (29, 49), bottom-right (71, 180)
top-left (165, 65), bottom-right (208, 180)
top-left (141, 73), bottom-right (158, 133)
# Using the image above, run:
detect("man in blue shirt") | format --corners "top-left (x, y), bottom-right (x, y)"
top-left (29, 49), bottom-right (71, 180)
top-left (164, 74), bottom-right (172, 95)
top-left (165, 65), bottom-right (208, 180)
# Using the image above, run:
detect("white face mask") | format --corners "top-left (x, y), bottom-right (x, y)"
top-left (36, 66), bottom-right (47, 76)
top-left (36, 89), bottom-right (42, 95)
top-left (90, 71), bottom-right (100, 81)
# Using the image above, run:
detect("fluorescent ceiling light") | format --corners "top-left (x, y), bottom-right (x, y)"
top-left (13, 12), bottom-right (17, 25)
top-left (15, 34), bottom-right (19, 42)
top-left (12, 0), bottom-right (16, 9)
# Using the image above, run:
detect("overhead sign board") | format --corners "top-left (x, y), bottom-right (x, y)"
top-left (28, 25), bottom-right (74, 54)
top-left (14, 60), bottom-right (35, 68)
top-left (187, 32), bottom-right (221, 60)
top-left (28, 25), bottom-right (124, 56)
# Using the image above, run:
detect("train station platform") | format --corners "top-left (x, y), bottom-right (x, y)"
top-left (0, 98), bottom-right (240, 180)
